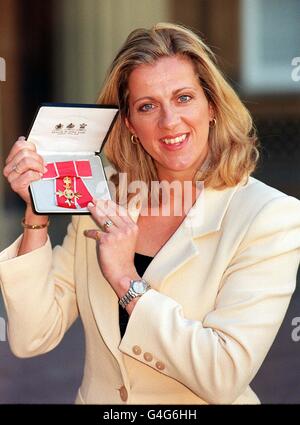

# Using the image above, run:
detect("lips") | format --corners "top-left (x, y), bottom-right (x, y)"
top-left (159, 132), bottom-right (190, 151)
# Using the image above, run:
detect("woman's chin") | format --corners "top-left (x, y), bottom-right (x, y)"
top-left (157, 163), bottom-right (197, 179)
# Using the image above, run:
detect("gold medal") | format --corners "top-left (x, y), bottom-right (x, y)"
top-left (56, 176), bottom-right (82, 206)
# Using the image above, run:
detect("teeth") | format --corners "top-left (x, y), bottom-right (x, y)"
top-left (162, 134), bottom-right (187, 144)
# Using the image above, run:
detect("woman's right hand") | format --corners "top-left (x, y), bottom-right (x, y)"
top-left (3, 136), bottom-right (47, 206)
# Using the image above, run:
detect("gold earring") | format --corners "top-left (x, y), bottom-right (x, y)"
top-left (131, 134), bottom-right (139, 145)
top-left (209, 118), bottom-right (217, 128)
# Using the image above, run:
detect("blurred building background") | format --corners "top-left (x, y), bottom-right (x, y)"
top-left (0, 0), bottom-right (300, 403)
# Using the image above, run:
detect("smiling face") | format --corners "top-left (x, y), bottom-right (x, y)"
top-left (126, 55), bottom-right (214, 183)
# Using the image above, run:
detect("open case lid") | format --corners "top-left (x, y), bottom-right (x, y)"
top-left (27, 103), bottom-right (119, 154)
top-left (27, 103), bottom-right (119, 214)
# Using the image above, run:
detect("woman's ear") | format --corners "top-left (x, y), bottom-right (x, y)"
top-left (208, 103), bottom-right (215, 121)
top-left (125, 116), bottom-right (135, 135)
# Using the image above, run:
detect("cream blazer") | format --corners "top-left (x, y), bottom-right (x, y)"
top-left (0, 176), bottom-right (300, 405)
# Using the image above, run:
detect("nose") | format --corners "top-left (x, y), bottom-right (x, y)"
top-left (158, 105), bottom-right (181, 130)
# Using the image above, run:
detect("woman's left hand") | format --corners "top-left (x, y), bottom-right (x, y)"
top-left (84, 198), bottom-right (141, 297)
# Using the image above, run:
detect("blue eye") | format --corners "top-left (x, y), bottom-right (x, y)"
top-left (178, 95), bottom-right (192, 103)
top-left (139, 103), bottom-right (154, 112)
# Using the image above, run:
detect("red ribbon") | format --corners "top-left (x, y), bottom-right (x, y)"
top-left (42, 160), bottom-right (93, 209)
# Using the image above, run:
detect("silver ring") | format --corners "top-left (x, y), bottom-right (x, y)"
top-left (103, 219), bottom-right (113, 230)
top-left (12, 164), bottom-right (21, 174)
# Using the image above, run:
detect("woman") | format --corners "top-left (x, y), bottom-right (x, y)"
top-left (1, 23), bottom-right (300, 404)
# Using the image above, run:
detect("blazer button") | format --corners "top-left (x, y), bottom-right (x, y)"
top-left (143, 352), bottom-right (153, 362)
top-left (132, 345), bottom-right (142, 355)
top-left (155, 361), bottom-right (165, 371)
top-left (119, 385), bottom-right (128, 402)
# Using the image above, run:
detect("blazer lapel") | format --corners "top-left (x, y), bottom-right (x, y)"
top-left (86, 235), bottom-right (124, 362)
top-left (189, 182), bottom-right (241, 239)
top-left (142, 219), bottom-right (199, 289)
top-left (142, 182), bottom-right (241, 287)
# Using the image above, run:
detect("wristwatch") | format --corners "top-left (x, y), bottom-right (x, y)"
top-left (119, 279), bottom-right (151, 309)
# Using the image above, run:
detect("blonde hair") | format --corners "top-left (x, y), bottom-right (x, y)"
top-left (98, 22), bottom-right (259, 193)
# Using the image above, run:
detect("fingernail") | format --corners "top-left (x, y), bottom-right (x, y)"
top-left (18, 136), bottom-right (26, 141)
top-left (39, 172), bottom-right (43, 177)
top-left (87, 202), bottom-right (94, 208)
top-left (43, 167), bottom-right (47, 173)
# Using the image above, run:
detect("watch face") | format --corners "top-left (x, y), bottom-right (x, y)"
top-left (132, 280), bottom-right (147, 295)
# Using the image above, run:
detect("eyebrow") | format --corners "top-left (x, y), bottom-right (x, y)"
top-left (132, 86), bottom-right (196, 105)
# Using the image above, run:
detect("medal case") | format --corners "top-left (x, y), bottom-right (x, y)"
top-left (28, 103), bottom-right (119, 214)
